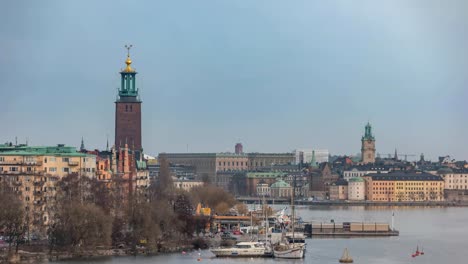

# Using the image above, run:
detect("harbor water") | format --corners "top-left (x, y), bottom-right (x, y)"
top-left (55, 206), bottom-right (468, 264)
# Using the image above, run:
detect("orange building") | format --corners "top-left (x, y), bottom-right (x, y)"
top-left (364, 172), bottom-right (444, 202)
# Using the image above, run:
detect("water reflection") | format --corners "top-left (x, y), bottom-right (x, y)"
top-left (54, 206), bottom-right (468, 264)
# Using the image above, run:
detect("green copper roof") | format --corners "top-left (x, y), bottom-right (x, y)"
top-left (349, 177), bottom-right (365, 182)
top-left (310, 150), bottom-right (318, 168)
top-left (270, 180), bottom-right (291, 188)
top-left (362, 122), bottom-right (375, 141)
top-left (0, 145), bottom-right (94, 157)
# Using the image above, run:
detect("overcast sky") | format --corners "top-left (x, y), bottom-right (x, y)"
top-left (1, 0), bottom-right (467, 161)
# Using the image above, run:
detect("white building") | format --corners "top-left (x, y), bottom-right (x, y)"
top-left (348, 177), bottom-right (365, 200)
top-left (438, 168), bottom-right (468, 190)
top-left (343, 167), bottom-right (389, 181)
top-left (294, 149), bottom-right (329, 164)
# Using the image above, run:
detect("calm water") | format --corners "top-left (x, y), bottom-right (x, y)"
top-left (55, 206), bottom-right (468, 264)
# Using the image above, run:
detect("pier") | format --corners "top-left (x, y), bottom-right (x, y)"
top-left (300, 222), bottom-right (399, 237)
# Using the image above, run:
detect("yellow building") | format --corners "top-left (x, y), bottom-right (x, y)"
top-left (0, 144), bottom-right (96, 234)
top-left (364, 172), bottom-right (444, 202)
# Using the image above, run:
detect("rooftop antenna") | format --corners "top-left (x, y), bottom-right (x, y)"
top-left (106, 134), bottom-right (109, 151)
top-left (15, 136), bottom-right (17, 146)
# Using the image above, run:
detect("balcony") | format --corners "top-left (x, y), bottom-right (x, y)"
top-left (68, 161), bottom-right (79, 166)
top-left (33, 181), bottom-right (45, 186)
top-left (25, 170), bottom-right (43, 175)
top-left (34, 191), bottom-right (43, 196)
top-left (0, 160), bottom-right (23, 165)
top-left (25, 161), bottom-right (43, 166)
top-left (2, 171), bottom-right (21, 175)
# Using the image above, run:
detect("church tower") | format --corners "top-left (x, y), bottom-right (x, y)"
top-left (361, 122), bottom-right (376, 164)
top-left (115, 45), bottom-right (142, 160)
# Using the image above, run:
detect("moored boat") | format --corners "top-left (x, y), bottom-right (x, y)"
top-left (273, 242), bottom-right (305, 259)
top-left (211, 242), bottom-right (271, 257)
top-left (272, 175), bottom-right (306, 259)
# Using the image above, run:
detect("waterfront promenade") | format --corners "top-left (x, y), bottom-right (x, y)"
top-left (237, 196), bottom-right (468, 206)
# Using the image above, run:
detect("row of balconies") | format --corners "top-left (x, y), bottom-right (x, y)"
top-left (0, 160), bottom-right (43, 166)
top-left (0, 170), bottom-right (44, 175)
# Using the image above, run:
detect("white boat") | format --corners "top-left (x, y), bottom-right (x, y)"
top-left (273, 242), bottom-right (305, 259)
top-left (211, 242), bottom-right (271, 257)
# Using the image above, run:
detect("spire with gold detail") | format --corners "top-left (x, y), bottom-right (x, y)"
top-left (124, 44), bottom-right (135, 73)
top-left (117, 44), bottom-right (139, 101)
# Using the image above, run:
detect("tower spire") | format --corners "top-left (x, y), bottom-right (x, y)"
top-left (310, 150), bottom-right (318, 168)
top-left (124, 44), bottom-right (134, 73)
top-left (80, 137), bottom-right (85, 151)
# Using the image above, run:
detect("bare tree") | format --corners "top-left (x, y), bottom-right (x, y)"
top-left (0, 183), bottom-right (26, 253)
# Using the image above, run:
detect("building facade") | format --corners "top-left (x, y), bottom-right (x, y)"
top-left (160, 152), bottom-right (295, 184)
top-left (361, 123), bottom-right (376, 164)
top-left (348, 177), bottom-right (365, 200)
top-left (329, 179), bottom-right (348, 200)
top-left (270, 180), bottom-right (292, 198)
top-left (0, 144), bottom-right (96, 233)
top-left (343, 166), bottom-right (389, 181)
top-left (437, 168), bottom-right (468, 190)
top-left (364, 173), bottom-right (444, 202)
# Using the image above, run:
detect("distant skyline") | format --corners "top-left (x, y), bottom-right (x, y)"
top-left (1, 1), bottom-right (467, 161)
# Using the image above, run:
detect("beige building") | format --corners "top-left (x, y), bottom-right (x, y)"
top-left (160, 152), bottom-right (295, 184)
top-left (348, 177), bottom-right (366, 200)
top-left (270, 179), bottom-right (292, 198)
top-left (437, 168), bottom-right (468, 190)
top-left (0, 144), bottom-right (96, 233)
top-left (329, 179), bottom-right (348, 200)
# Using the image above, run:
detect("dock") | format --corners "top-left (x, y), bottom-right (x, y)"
top-left (301, 222), bottom-right (399, 237)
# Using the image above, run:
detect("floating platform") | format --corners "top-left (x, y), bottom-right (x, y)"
top-left (301, 222), bottom-right (399, 238)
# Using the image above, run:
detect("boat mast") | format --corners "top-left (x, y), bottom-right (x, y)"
top-left (291, 174), bottom-right (296, 243)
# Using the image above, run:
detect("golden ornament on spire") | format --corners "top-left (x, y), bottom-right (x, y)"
top-left (124, 44), bottom-right (135, 72)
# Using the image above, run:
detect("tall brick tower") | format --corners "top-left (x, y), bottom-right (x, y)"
top-left (361, 122), bottom-right (376, 164)
top-left (115, 45), bottom-right (142, 160)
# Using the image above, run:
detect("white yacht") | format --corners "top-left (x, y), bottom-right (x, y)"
top-left (211, 242), bottom-right (272, 257)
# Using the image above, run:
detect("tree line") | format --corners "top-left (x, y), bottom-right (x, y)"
top-left (0, 158), bottom-right (239, 256)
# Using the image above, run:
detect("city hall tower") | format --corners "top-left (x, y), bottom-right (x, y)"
top-left (115, 45), bottom-right (142, 159)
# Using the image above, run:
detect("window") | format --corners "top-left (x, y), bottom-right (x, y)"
top-left (62, 168), bottom-right (70, 173)
top-left (49, 167), bottom-right (57, 172)
top-left (62, 157), bottom-right (69, 162)
top-left (10, 167), bottom-right (18, 172)
top-left (50, 157), bottom-right (56, 162)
